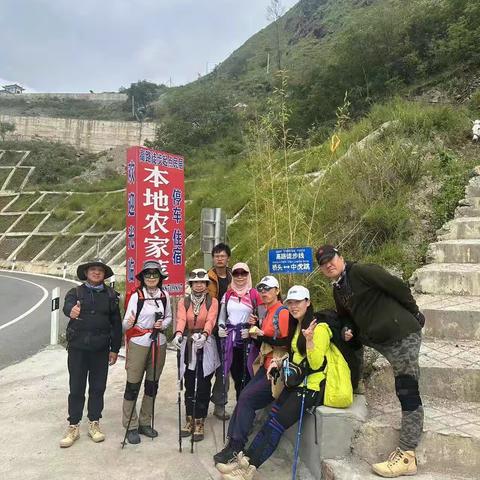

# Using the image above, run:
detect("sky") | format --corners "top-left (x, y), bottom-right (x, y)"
top-left (0, 0), bottom-right (299, 93)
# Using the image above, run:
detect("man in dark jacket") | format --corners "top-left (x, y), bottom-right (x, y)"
top-left (59, 259), bottom-right (122, 448)
top-left (316, 245), bottom-right (424, 478)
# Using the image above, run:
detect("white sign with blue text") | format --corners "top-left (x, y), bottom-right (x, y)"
top-left (268, 247), bottom-right (314, 274)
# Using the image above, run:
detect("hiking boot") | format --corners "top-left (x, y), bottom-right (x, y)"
top-left (214, 442), bottom-right (238, 465)
top-left (88, 420), bottom-right (105, 443)
top-left (222, 465), bottom-right (257, 480)
top-left (59, 424), bottom-right (80, 448)
top-left (372, 448), bottom-right (417, 478)
top-left (138, 425), bottom-right (158, 438)
top-left (216, 451), bottom-right (250, 474)
top-left (214, 404), bottom-right (230, 420)
top-left (181, 415), bottom-right (193, 437)
top-left (126, 429), bottom-right (141, 444)
top-left (193, 418), bottom-right (205, 442)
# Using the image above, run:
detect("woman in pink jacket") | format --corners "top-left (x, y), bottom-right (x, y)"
top-left (173, 268), bottom-right (220, 442)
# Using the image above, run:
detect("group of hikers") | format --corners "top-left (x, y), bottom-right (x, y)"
top-left (59, 242), bottom-right (425, 479)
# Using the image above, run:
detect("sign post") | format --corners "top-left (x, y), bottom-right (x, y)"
top-left (126, 146), bottom-right (185, 296)
top-left (200, 208), bottom-right (226, 270)
top-left (268, 247), bottom-right (314, 275)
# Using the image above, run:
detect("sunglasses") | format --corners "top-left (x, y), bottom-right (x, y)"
top-left (189, 271), bottom-right (208, 279)
top-left (257, 285), bottom-right (274, 293)
top-left (144, 270), bottom-right (160, 279)
top-left (232, 270), bottom-right (248, 277)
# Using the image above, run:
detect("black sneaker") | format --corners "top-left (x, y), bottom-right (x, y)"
top-left (138, 425), bottom-right (158, 438)
top-left (126, 429), bottom-right (141, 444)
top-left (213, 444), bottom-right (238, 465)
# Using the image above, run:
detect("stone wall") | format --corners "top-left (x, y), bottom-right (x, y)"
top-left (17, 92), bottom-right (127, 102)
top-left (0, 114), bottom-right (156, 152)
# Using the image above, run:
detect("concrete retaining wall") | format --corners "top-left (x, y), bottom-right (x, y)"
top-left (0, 114), bottom-right (156, 152)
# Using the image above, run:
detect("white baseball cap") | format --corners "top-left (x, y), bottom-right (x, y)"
top-left (285, 285), bottom-right (310, 302)
top-left (256, 275), bottom-right (280, 289)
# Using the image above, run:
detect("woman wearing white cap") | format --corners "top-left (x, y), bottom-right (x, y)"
top-left (173, 268), bottom-right (220, 442)
top-left (216, 286), bottom-right (353, 480)
top-left (213, 275), bottom-right (294, 467)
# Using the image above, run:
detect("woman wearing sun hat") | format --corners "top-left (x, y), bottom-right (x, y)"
top-left (217, 262), bottom-right (262, 400)
top-left (173, 268), bottom-right (220, 442)
top-left (122, 260), bottom-right (171, 445)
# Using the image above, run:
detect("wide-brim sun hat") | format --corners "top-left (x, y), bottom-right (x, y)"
top-left (135, 260), bottom-right (169, 281)
top-left (285, 285), bottom-right (310, 302)
top-left (77, 259), bottom-right (114, 281)
top-left (188, 268), bottom-right (210, 283)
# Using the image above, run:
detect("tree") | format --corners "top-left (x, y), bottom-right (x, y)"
top-left (121, 80), bottom-right (167, 119)
top-left (0, 121), bottom-right (15, 141)
top-left (267, 0), bottom-right (285, 71)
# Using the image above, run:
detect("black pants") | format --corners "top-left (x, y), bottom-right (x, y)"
top-left (184, 353), bottom-right (213, 419)
top-left (67, 348), bottom-right (109, 425)
top-left (230, 345), bottom-right (251, 400)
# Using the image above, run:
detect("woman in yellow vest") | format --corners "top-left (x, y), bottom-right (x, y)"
top-left (216, 285), bottom-right (353, 480)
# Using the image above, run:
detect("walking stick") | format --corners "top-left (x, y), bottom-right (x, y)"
top-left (221, 337), bottom-right (226, 443)
top-left (292, 378), bottom-right (308, 479)
top-left (241, 323), bottom-right (249, 391)
top-left (150, 326), bottom-right (160, 441)
top-left (121, 338), bottom-right (155, 449)
top-left (176, 341), bottom-right (183, 453)
top-left (191, 346), bottom-right (201, 454)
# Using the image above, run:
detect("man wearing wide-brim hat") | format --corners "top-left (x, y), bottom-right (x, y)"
top-left (59, 259), bottom-right (122, 448)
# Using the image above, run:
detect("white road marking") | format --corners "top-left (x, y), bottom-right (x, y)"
top-left (0, 274), bottom-right (49, 331)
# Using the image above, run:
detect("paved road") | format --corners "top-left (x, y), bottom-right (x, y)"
top-left (0, 270), bottom-right (78, 370)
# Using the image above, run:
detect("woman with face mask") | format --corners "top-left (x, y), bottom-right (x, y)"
top-left (215, 286), bottom-right (353, 480)
top-left (217, 263), bottom-right (262, 400)
top-left (173, 268), bottom-right (220, 442)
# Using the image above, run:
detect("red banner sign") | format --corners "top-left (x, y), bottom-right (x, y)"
top-left (126, 146), bottom-right (185, 296)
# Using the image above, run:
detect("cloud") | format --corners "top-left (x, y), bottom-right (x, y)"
top-left (0, 0), bottom-right (298, 92)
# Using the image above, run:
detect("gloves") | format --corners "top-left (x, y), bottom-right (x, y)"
top-left (173, 335), bottom-right (183, 350)
top-left (193, 332), bottom-right (207, 349)
top-left (218, 325), bottom-right (228, 338)
top-left (415, 311), bottom-right (426, 328)
top-left (240, 328), bottom-right (249, 340)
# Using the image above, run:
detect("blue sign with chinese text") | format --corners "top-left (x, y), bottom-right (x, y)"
top-left (268, 247), bottom-right (314, 274)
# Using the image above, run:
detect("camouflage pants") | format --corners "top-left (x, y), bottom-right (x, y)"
top-left (370, 331), bottom-right (423, 451)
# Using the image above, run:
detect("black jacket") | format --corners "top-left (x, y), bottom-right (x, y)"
top-left (333, 262), bottom-right (421, 345)
top-left (63, 284), bottom-right (122, 352)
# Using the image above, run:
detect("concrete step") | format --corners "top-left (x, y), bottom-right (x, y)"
top-left (412, 263), bottom-right (480, 296)
top-left (352, 396), bottom-right (480, 477)
top-left (322, 457), bottom-right (474, 480)
top-left (459, 196), bottom-right (480, 209)
top-left (367, 338), bottom-right (480, 402)
top-left (281, 395), bottom-right (368, 480)
top-left (438, 217), bottom-right (480, 240)
top-left (456, 206), bottom-right (480, 217)
top-left (427, 239), bottom-right (480, 263)
top-left (416, 294), bottom-right (480, 340)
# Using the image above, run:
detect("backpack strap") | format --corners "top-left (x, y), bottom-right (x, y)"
top-left (134, 288), bottom-right (145, 326)
top-left (273, 305), bottom-right (288, 340)
top-left (75, 285), bottom-right (84, 303)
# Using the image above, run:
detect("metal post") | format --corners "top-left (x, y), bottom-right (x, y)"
top-left (50, 287), bottom-right (60, 345)
top-left (110, 274), bottom-right (116, 290)
top-left (63, 262), bottom-right (67, 280)
top-left (11, 257), bottom-right (16, 271)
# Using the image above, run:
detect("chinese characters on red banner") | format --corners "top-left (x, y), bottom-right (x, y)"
top-left (126, 146), bottom-right (185, 296)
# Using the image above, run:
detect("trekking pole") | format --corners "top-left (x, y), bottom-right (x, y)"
top-left (150, 325), bottom-right (161, 441)
top-left (191, 346), bottom-right (201, 454)
top-left (221, 337), bottom-right (226, 443)
top-left (176, 339), bottom-right (184, 453)
top-left (121, 339), bottom-right (154, 449)
top-left (241, 323), bottom-right (249, 390)
top-left (292, 378), bottom-right (308, 479)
